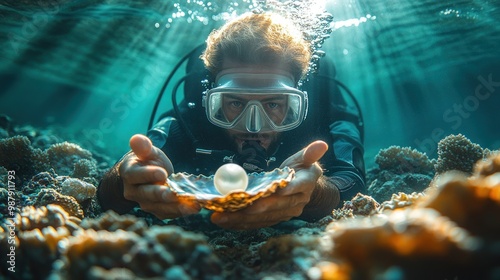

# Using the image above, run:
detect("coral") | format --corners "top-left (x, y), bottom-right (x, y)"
top-left (379, 192), bottom-right (425, 211)
top-left (326, 208), bottom-right (478, 279)
top-left (3, 114), bottom-right (500, 280)
top-left (80, 211), bottom-right (147, 235)
top-left (473, 151), bottom-right (500, 177)
top-left (72, 158), bottom-right (98, 179)
top-left (331, 208), bottom-right (354, 221)
top-left (32, 133), bottom-right (63, 150)
top-left (59, 177), bottom-right (96, 203)
top-left (0, 205), bottom-right (81, 278)
top-left (418, 171), bottom-right (500, 239)
top-left (259, 234), bottom-right (321, 273)
top-left (45, 141), bottom-right (93, 176)
top-left (15, 204), bottom-right (81, 232)
top-left (33, 189), bottom-right (84, 219)
top-left (367, 173), bottom-right (432, 203)
top-left (367, 146), bottom-right (434, 202)
top-left (0, 136), bottom-right (50, 183)
top-left (53, 226), bottom-right (222, 280)
top-left (54, 229), bottom-right (140, 279)
top-left (16, 226), bottom-right (73, 278)
top-left (342, 193), bottom-right (379, 216)
top-left (434, 134), bottom-right (484, 174)
top-left (23, 171), bottom-right (59, 195)
top-left (375, 146), bottom-right (435, 175)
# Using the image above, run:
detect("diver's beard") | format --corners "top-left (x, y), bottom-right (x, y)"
top-left (227, 131), bottom-right (280, 153)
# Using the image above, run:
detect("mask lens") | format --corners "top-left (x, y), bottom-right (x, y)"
top-left (204, 73), bottom-right (307, 132)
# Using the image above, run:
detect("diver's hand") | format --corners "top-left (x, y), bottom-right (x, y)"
top-left (211, 140), bottom-right (327, 230)
top-left (119, 134), bottom-right (200, 219)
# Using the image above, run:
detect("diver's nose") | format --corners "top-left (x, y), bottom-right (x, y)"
top-left (245, 104), bottom-right (262, 133)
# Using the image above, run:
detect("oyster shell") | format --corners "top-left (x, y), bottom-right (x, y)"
top-left (166, 167), bottom-right (295, 212)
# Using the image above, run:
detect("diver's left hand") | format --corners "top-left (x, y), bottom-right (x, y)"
top-left (211, 140), bottom-right (328, 230)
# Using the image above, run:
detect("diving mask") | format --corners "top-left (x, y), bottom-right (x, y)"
top-left (203, 71), bottom-right (308, 133)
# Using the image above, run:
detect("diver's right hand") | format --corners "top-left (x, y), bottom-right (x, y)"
top-left (118, 134), bottom-right (201, 219)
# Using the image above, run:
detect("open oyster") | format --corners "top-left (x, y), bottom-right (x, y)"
top-left (166, 167), bottom-right (295, 212)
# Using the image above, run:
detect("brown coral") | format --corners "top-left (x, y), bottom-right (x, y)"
top-left (55, 229), bottom-right (139, 279)
top-left (473, 151), bottom-right (500, 177)
top-left (80, 210), bottom-right (147, 235)
top-left (326, 208), bottom-right (478, 279)
top-left (15, 204), bottom-right (81, 232)
top-left (1, 205), bottom-right (81, 278)
top-left (418, 171), bottom-right (500, 238)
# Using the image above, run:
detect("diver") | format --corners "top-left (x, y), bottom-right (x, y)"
top-left (97, 12), bottom-right (365, 230)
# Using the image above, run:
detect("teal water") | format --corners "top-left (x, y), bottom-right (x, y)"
top-left (0, 0), bottom-right (499, 165)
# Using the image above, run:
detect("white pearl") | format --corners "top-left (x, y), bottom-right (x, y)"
top-left (214, 163), bottom-right (249, 195)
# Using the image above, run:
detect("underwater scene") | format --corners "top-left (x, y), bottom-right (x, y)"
top-left (1, 0), bottom-right (500, 279)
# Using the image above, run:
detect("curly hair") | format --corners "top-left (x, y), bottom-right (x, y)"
top-left (201, 12), bottom-right (311, 83)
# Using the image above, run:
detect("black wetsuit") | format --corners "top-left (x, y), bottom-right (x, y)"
top-left (147, 54), bottom-right (365, 204)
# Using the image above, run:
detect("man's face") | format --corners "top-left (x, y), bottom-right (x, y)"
top-left (219, 60), bottom-right (294, 153)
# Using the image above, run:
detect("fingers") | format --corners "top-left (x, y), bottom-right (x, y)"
top-left (302, 140), bottom-right (328, 166)
top-left (280, 140), bottom-right (328, 168)
top-left (124, 184), bottom-right (200, 219)
top-left (129, 134), bottom-right (154, 161)
top-left (123, 184), bottom-right (169, 203)
top-left (120, 160), bottom-right (168, 185)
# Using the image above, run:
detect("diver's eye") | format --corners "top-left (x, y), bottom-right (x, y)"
top-left (267, 102), bottom-right (279, 109)
top-left (230, 101), bottom-right (243, 108)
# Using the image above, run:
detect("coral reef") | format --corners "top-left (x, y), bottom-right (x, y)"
top-left (1, 116), bottom-right (499, 280)
top-left (435, 134), bottom-right (484, 174)
top-left (0, 136), bottom-right (50, 183)
top-left (0, 131), bottom-right (109, 221)
top-left (366, 146), bottom-right (434, 202)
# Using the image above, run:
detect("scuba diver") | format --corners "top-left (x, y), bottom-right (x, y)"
top-left (97, 12), bottom-right (365, 230)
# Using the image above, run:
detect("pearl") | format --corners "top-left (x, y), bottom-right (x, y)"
top-left (214, 163), bottom-right (249, 195)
